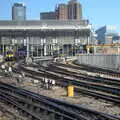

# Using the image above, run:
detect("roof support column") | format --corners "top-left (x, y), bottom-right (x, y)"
top-left (26, 36), bottom-right (29, 59)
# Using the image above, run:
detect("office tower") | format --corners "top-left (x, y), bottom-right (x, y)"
top-left (96, 25), bottom-right (118, 44)
top-left (112, 35), bottom-right (120, 44)
top-left (40, 12), bottom-right (56, 20)
top-left (12, 3), bottom-right (26, 21)
top-left (56, 4), bottom-right (68, 20)
top-left (68, 0), bottom-right (82, 20)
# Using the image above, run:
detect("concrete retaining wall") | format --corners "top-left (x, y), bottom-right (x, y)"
top-left (77, 54), bottom-right (120, 70)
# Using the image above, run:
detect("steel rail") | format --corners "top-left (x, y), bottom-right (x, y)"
top-left (47, 64), bottom-right (120, 87)
top-left (0, 95), bottom-right (42, 120)
top-left (0, 104), bottom-right (25, 120)
top-left (21, 65), bottom-right (120, 96)
top-left (18, 65), bottom-right (120, 105)
top-left (62, 61), bottom-right (120, 77)
top-left (48, 64), bottom-right (120, 83)
top-left (0, 83), bottom-right (89, 120)
top-left (0, 92), bottom-right (78, 120)
top-left (25, 62), bottom-right (120, 89)
top-left (0, 82), bottom-right (120, 120)
top-left (13, 86), bottom-right (120, 120)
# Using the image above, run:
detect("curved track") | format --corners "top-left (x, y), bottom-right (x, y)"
top-left (18, 64), bottom-right (120, 105)
top-left (48, 63), bottom-right (120, 87)
top-left (67, 60), bottom-right (120, 77)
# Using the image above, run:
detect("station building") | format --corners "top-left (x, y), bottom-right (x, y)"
top-left (0, 20), bottom-right (93, 57)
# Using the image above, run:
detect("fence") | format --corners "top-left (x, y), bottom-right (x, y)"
top-left (78, 54), bottom-right (120, 70)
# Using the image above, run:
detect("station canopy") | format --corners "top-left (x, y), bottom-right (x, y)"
top-left (0, 20), bottom-right (91, 31)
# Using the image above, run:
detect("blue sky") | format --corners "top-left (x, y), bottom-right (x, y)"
top-left (0, 0), bottom-right (120, 32)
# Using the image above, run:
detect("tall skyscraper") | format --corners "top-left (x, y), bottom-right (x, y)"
top-left (68, 0), bottom-right (82, 20)
top-left (12, 3), bottom-right (26, 21)
top-left (56, 4), bottom-right (68, 20)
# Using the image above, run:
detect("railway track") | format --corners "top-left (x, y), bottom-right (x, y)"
top-left (63, 60), bottom-right (120, 78)
top-left (0, 81), bottom-right (120, 120)
top-left (28, 62), bottom-right (120, 87)
top-left (0, 82), bottom-right (84, 120)
top-left (18, 64), bottom-right (120, 105)
top-left (47, 63), bottom-right (120, 87)
top-left (22, 65), bottom-right (120, 96)
top-left (0, 104), bottom-right (25, 120)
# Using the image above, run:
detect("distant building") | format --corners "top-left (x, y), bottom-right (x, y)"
top-left (112, 35), bottom-right (120, 44)
top-left (68, 0), bottom-right (82, 20)
top-left (56, 4), bottom-right (68, 20)
top-left (40, 12), bottom-right (56, 20)
top-left (96, 25), bottom-right (118, 44)
top-left (40, 0), bottom-right (82, 20)
top-left (12, 3), bottom-right (26, 21)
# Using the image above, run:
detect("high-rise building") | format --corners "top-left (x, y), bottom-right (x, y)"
top-left (56, 4), bottom-right (68, 20)
top-left (40, 12), bottom-right (56, 20)
top-left (12, 3), bottom-right (26, 21)
top-left (96, 25), bottom-right (118, 44)
top-left (40, 0), bottom-right (82, 20)
top-left (68, 0), bottom-right (82, 20)
top-left (112, 35), bottom-right (120, 44)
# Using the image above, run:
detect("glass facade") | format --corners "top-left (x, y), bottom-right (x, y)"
top-left (12, 3), bottom-right (26, 21)
top-left (96, 25), bottom-right (118, 44)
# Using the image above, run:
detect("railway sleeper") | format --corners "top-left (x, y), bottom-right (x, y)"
top-left (0, 82), bottom-right (119, 120)
top-left (0, 92), bottom-right (79, 120)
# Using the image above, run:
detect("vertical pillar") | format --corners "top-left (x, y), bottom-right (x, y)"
top-left (26, 36), bottom-right (29, 59)
top-left (89, 28), bottom-right (92, 44)
top-left (68, 45), bottom-right (69, 56)
top-left (41, 38), bottom-right (43, 57)
top-left (117, 47), bottom-right (120, 54)
top-left (87, 47), bottom-right (90, 54)
top-left (62, 44), bottom-right (64, 57)
top-left (74, 44), bottom-right (76, 56)
top-left (51, 44), bottom-right (53, 56)
top-left (72, 45), bottom-right (74, 56)
top-left (40, 45), bottom-right (42, 57)
top-left (44, 44), bottom-right (46, 56)
top-left (3, 43), bottom-right (4, 56)
top-left (36, 39), bottom-right (39, 57)
top-left (57, 44), bottom-right (59, 58)
top-left (87, 36), bottom-right (90, 45)
top-left (37, 45), bottom-right (38, 57)
top-left (32, 38), bottom-right (34, 57)
top-left (94, 46), bottom-right (96, 54)
top-left (31, 46), bottom-right (33, 57)
top-left (66, 45), bottom-right (68, 57)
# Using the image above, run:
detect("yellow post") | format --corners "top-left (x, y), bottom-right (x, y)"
top-left (67, 85), bottom-right (74, 97)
